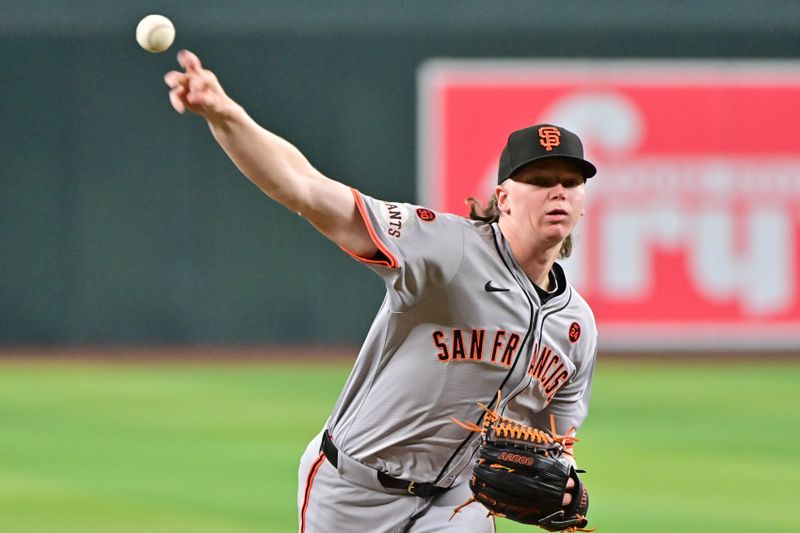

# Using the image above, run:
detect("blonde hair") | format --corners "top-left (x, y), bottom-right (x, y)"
top-left (467, 195), bottom-right (573, 259)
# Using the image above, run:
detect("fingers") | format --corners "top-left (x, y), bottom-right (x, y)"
top-left (164, 70), bottom-right (185, 89)
top-left (178, 49), bottom-right (202, 73)
top-left (164, 71), bottom-right (187, 113)
top-left (562, 477), bottom-right (576, 507)
top-left (164, 65), bottom-right (210, 113)
top-left (185, 77), bottom-right (215, 108)
top-left (165, 50), bottom-right (225, 116)
top-left (169, 87), bottom-right (186, 113)
top-left (188, 72), bottom-right (207, 95)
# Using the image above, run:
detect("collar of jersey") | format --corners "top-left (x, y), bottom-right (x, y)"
top-left (492, 223), bottom-right (570, 306)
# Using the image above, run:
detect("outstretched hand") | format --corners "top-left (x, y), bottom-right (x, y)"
top-left (164, 50), bottom-right (231, 120)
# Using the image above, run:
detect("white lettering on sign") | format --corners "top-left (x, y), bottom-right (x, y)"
top-left (541, 91), bottom-right (800, 319)
top-left (599, 204), bottom-right (683, 298)
top-left (692, 210), bottom-right (792, 314)
top-left (581, 204), bottom-right (794, 315)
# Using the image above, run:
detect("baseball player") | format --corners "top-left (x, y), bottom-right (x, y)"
top-left (165, 50), bottom-right (598, 533)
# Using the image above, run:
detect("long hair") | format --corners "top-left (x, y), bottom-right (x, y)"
top-left (467, 195), bottom-right (573, 259)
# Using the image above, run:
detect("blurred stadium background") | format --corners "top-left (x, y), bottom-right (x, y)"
top-left (2, 1), bottom-right (799, 532)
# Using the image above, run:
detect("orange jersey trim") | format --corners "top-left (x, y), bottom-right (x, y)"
top-left (340, 188), bottom-right (399, 268)
top-left (300, 452), bottom-right (326, 533)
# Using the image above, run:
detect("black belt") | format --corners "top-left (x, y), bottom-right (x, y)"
top-left (320, 431), bottom-right (447, 498)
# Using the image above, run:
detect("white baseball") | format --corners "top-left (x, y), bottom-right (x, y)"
top-left (136, 14), bottom-right (175, 53)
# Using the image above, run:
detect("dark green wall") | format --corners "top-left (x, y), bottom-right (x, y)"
top-left (3, 2), bottom-right (800, 344)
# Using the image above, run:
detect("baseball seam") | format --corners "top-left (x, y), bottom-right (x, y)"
top-left (146, 23), bottom-right (172, 50)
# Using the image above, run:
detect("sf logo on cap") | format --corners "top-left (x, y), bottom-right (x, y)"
top-left (538, 126), bottom-right (561, 151)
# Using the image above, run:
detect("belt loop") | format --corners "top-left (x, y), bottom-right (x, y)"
top-left (320, 430), bottom-right (339, 469)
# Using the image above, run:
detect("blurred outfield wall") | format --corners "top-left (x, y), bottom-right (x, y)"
top-left (3, 1), bottom-right (800, 346)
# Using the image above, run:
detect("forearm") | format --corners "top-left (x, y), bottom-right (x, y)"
top-left (206, 101), bottom-right (326, 215)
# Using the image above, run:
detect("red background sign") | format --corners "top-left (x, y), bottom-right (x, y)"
top-left (418, 61), bottom-right (800, 349)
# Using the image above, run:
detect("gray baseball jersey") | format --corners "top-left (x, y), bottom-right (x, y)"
top-left (325, 189), bottom-right (597, 487)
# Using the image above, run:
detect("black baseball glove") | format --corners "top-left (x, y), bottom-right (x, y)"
top-left (451, 400), bottom-right (593, 532)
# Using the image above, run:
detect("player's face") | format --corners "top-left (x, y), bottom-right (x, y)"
top-left (496, 159), bottom-right (586, 245)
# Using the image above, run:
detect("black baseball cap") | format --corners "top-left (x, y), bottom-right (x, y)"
top-left (497, 124), bottom-right (597, 183)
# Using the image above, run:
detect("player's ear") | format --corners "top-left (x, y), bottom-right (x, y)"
top-left (495, 185), bottom-right (511, 215)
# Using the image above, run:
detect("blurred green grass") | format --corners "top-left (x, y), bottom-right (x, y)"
top-left (1, 357), bottom-right (798, 532)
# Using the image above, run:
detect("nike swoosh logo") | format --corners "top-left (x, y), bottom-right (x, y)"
top-left (484, 281), bottom-right (510, 293)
